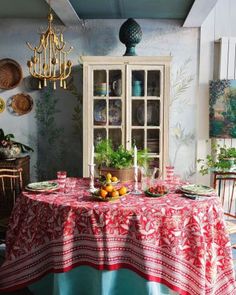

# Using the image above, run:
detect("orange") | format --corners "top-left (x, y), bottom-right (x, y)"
top-left (111, 176), bottom-right (118, 182)
top-left (119, 186), bottom-right (127, 196)
top-left (100, 189), bottom-right (108, 198)
top-left (111, 190), bottom-right (119, 198)
top-left (105, 184), bottom-right (113, 193)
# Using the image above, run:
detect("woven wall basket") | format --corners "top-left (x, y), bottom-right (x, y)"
top-left (0, 58), bottom-right (23, 89)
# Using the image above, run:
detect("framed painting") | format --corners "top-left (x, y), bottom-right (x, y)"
top-left (209, 79), bottom-right (236, 138)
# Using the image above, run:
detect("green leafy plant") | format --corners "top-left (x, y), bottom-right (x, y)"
top-left (197, 144), bottom-right (236, 175)
top-left (0, 128), bottom-right (33, 152)
top-left (95, 139), bottom-right (149, 169)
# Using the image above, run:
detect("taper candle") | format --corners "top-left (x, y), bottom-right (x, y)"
top-left (91, 145), bottom-right (94, 165)
top-left (134, 145), bottom-right (137, 167)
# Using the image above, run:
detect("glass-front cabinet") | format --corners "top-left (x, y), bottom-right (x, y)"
top-left (82, 56), bottom-right (171, 177)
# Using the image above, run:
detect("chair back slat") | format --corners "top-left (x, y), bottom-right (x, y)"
top-left (213, 172), bottom-right (236, 217)
top-left (0, 168), bottom-right (23, 203)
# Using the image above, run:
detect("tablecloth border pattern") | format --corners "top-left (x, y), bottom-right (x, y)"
top-left (0, 235), bottom-right (235, 295)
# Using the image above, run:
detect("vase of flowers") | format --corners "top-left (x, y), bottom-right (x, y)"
top-left (0, 129), bottom-right (33, 159)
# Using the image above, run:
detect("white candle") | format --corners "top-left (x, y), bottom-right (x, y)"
top-left (91, 145), bottom-right (94, 165)
top-left (134, 145), bottom-right (137, 167)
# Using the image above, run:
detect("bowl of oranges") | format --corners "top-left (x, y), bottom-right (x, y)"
top-left (99, 173), bottom-right (120, 185)
top-left (92, 184), bottom-right (129, 202)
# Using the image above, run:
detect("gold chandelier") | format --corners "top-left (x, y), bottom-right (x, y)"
top-left (26, 11), bottom-right (73, 90)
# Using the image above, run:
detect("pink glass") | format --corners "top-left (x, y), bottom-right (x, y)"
top-left (65, 177), bottom-right (77, 193)
top-left (165, 165), bottom-right (174, 181)
top-left (57, 171), bottom-right (67, 192)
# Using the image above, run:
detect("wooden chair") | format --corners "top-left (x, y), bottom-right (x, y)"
top-left (213, 171), bottom-right (236, 247)
top-left (0, 168), bottom-right (23, 241)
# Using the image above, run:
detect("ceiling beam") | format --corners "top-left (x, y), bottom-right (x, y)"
top-left (44, 0), bottom-right (81, 27)
top-left (183, 0), bottom-right (218, 27)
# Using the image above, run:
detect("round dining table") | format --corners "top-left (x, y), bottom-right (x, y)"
top-left (0, 178), bottom-right (235, 295)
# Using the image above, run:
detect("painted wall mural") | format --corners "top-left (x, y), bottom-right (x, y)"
top-left (169, 58), bottom-right (196, 181)
top-left (209, 79), bottom-right (236, 138)
top-left (0, 19), bottom-right (198, 181)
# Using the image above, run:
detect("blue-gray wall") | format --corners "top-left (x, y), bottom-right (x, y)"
top-left (0, 19), bottom-right (199, 181)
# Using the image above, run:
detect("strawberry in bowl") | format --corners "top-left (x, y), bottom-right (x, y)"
top-left (145, 184), bottom-right (168, 197)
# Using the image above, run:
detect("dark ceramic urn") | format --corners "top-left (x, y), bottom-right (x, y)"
top-left (119, 18), bottom-right (142, 56)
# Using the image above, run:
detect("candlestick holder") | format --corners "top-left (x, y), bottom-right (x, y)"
top-left (133, 165), bottom-right (142, 194)
top-left (88, 164), bottom-right (96, 192)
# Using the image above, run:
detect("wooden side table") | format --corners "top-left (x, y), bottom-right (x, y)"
top-left (0, 155), bottom-right (30, 188)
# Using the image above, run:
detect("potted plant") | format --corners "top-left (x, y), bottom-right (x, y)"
top-left (95, 139), bottom-right (149, 181)
top-left (0, 129), bottom-right (33, 159)
top-left (197, 144), bottom-right (236, 175)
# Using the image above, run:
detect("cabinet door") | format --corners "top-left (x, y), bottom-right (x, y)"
top-left (91, 66), bottom-right (125, 149)
top-left (126, 65), bottom-right (164, 175)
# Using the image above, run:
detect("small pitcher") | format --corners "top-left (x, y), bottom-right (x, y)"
top-left (112, 79), bottom-right (122, 96)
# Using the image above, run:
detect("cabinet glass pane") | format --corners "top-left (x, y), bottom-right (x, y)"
top-left (94, 100), bottom-right (107, 125)
top-left (147, 129), bottom-right (159, 153)
top-left (132, 70), bottom-right (144, 96)
top-left (132, 100), bottom-right (144, 126)
top-left (147, 70), bottom-right (160, 96)
top-left (94, 129), bottom-right (107, 146)
top-left (147, 100), bottom-right (160, 126)
top-left (109, 129), bottom-right (122, 149)
top-left (149, 158), bottom-right (160, 177)
top-left (132, 129), bottom-right (144, 149)
top-left (109, 100), bottom-right (122, 126)
top-left (109, 70), bottom-right (122, 97)
top-left (94, 70), bottom-right (107, 96)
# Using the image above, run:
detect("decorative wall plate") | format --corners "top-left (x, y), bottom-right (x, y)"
top-left (0, 58), bottom-right (23, 89)
top-left (0, 97), bottom-right (5, 113)
top-left (7, 93), bottom-right (33, 116)
top-left (94, 100), bottom-right (106, 125)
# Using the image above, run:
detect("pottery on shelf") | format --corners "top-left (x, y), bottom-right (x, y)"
top-left (0, 145), bottom-right (21, 159)
top-left (132, 80), bottom-right (142, 96)
top-left (119, 18), bottom-right (142, 56)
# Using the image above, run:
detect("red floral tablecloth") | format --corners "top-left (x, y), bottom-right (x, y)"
top-left (0, 178), bottom-right (235, 294)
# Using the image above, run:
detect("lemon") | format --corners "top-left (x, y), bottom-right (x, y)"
top-left (111, 176), bottom-right (118, 182)
top-left (106, 173), bottom-right (112, 179)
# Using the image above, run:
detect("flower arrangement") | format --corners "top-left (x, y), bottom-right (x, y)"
top-left (95, 139), bottom-right (149, 169)
top-left (197, 143), bottom-right (236, 175)
top-left (0, 128), bottom-right (33, 159)
top-left (95, 139), bottom-right (150, 182)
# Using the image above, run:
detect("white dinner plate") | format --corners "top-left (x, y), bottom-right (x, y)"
top-left (26, 181), bottom-right (59, 191)
top-left (180, 184), bottom-right (214, 196)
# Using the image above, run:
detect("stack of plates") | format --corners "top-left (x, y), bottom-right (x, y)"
top-left (180, 184), bottom-right (214, 196)
top-left (147, 139), bottom-right (159, 153)
top-left (25, 181), bottom-right (59, 192)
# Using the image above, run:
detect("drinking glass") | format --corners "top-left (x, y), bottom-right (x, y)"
top-left (140, 167), bottom-right (158, 191)
top-left (57, 171), bottom-right (67, 192)
top-left (65, 177), bottom-right (77, 193)
top-left (165, 165), bottom-right (174, 181)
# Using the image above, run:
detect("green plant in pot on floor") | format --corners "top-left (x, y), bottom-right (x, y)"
top-left (0, 128), bottom-right (34, 159)
top-left (197, 143), bottom-right (236, 175)
top-left (95, 139), bottom-right (150, 182)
